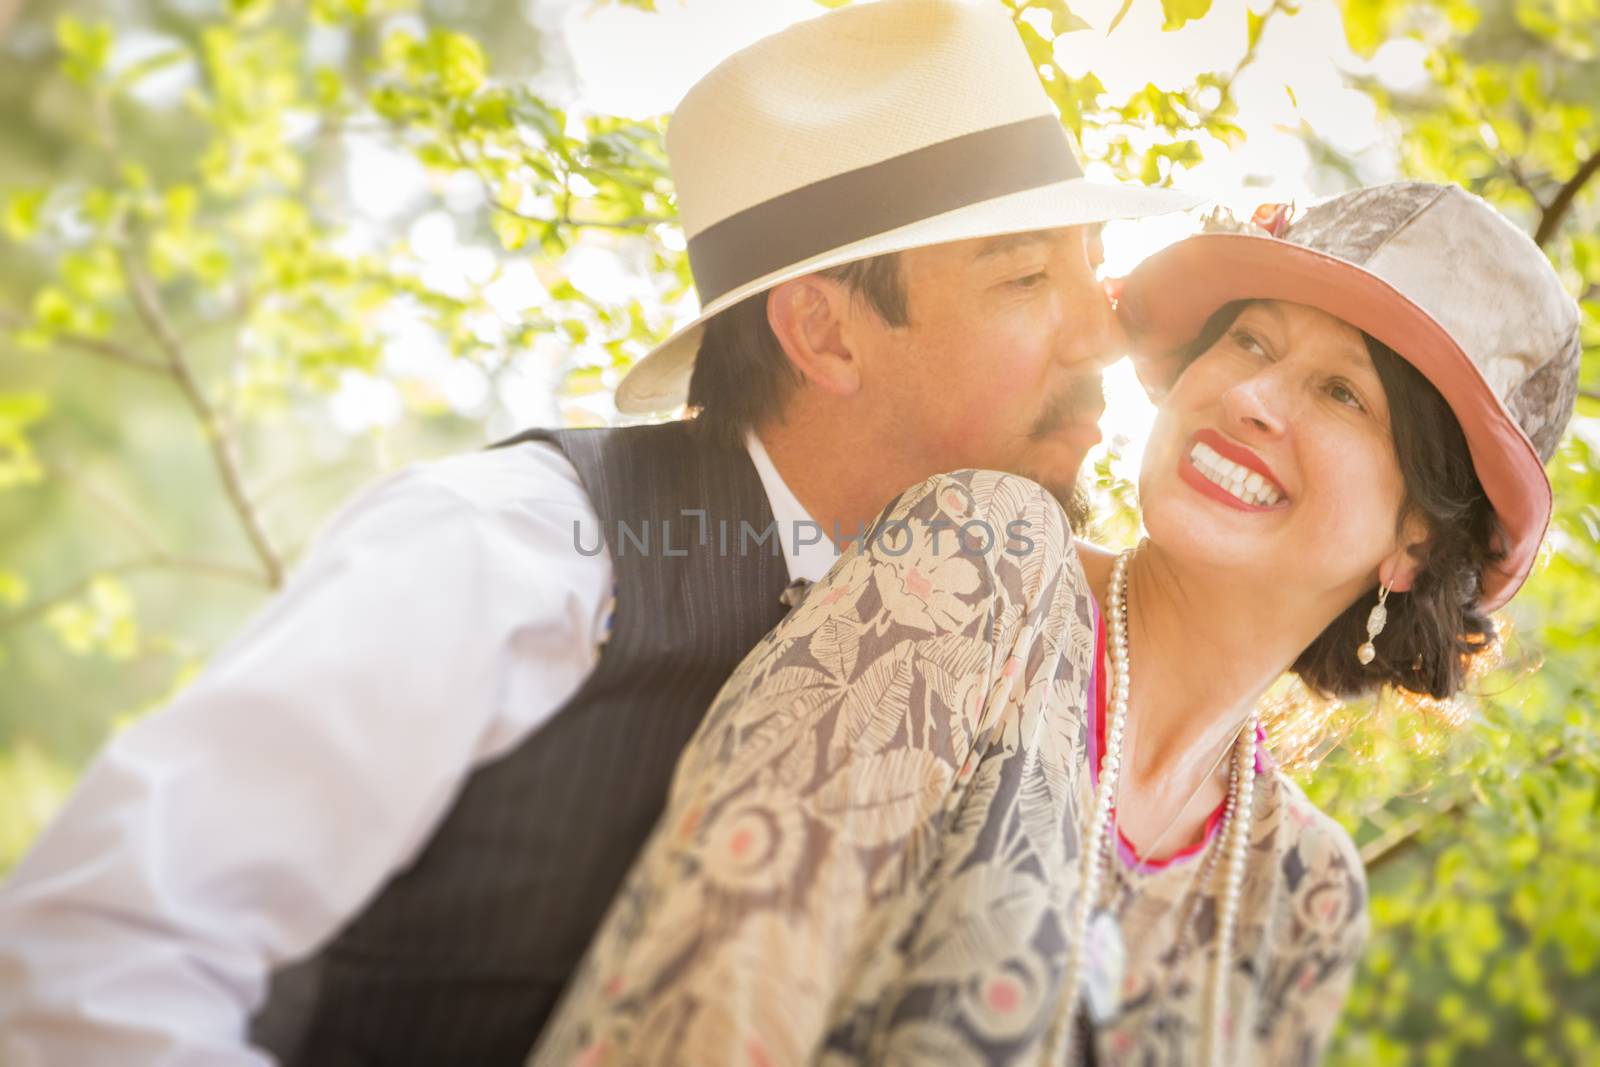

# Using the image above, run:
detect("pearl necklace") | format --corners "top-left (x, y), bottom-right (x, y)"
top-left (1046, 545), bottom-right (1259, 1067)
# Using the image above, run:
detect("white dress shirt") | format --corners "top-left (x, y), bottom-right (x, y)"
top-left (0, 430), bottom-right (834, 1067)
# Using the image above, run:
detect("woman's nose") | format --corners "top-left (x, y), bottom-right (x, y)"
top-left (1219, 371), bottom-right (1288, 439)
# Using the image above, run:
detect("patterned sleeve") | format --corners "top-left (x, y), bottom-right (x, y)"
top-left (1255, 787), bottom-right (1371, 1065)
top-left (527, 469), bottom-right (1094, 1067)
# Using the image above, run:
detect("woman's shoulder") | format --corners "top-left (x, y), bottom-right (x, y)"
top-left (1256, 770), bottom-right (1370, 946)
top-left (1261, 770), bottom-right (1366, 878)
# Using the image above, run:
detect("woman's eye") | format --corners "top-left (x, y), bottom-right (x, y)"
top-left (1329, 380), bottom-right (1367, 412)
top-left (1230, 327), bottom-right (1267, 357)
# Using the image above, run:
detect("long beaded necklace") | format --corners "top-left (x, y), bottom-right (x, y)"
top-left (1045, 545), bottom-right (1259, 1067)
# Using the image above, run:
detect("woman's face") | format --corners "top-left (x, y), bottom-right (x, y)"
top-left (1140, 299), bottom-right (1416, 602)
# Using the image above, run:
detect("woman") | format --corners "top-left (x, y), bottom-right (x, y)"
top-left (528, 182), bottom-right (1580, 1066)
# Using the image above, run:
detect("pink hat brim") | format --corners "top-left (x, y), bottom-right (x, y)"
top-left (1117, 232), bottom-right (1550, 612)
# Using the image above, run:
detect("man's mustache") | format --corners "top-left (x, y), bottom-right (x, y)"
top-left (1028, 372), bottom-right (1105, 439)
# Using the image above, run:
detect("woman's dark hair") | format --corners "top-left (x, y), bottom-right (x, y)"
top-left (1177, 301), bottom-right (1504, 700)
top-left (686, 254), bottom-right (908, 450)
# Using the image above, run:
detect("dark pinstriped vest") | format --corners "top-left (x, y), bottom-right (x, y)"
top-left (251, 420), bottom-right (794, 1066)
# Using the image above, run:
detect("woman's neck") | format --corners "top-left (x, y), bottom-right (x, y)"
top-left (1107, 542), bottom-right (1338, 794)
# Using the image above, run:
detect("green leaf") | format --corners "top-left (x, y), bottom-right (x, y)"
top-left (228, 0), bottom-right (276, 23)
top-left (1, 190), bottom-right (47, 243)
top-left (313, 66), bottom-right (343, 108)
top-left (379, 29), bottom-right (419, 71)
top-left (1160, 0), bottom-right (1213, 31)
top-left (1107, 0), bottom-right (1136, 34)
top-left (427, 30), bottom-right (487, 98)
top-left (1015, 18), bottom-right (1056, 68)
top-left (488, 211), bottom-right (532, 251)
top-left (539, 223), bottom-right (568, 258)
top-left (0, 392), bottom-right (48, 490)
top-left (1247, 7), bottom-right (1266, 50)
top-left (31, 287), bottom-right (78, 332)
top-left (310, 0), bottom-right (376, 24)
top-left (1341, 0), bottom-right (1391, 55)
top-left (562, 365), bottom-right (606, 397)
top-left (55, 15), bottom-right (114, 85)
top-left (1037, 0), bottom-right (1092, 34)
top-left (45, 576), bottom-right (140, 660)
top-left (120, 161), bottom-right (152, 191)
top-left (61, 244), bottom-right (124, 302)
top-left (81, 188), bottom-right (121, 227)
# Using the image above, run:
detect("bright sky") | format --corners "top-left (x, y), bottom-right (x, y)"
top-left (312, 0), bottom-right (1426, 476)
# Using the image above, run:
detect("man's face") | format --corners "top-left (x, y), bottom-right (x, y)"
top-left (846, 226), bottom-right (1115, 514)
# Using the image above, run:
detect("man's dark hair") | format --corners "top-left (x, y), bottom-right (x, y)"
top-left (1177, 301), bottom-right (1503, 700)
top-left (685, 254), bottom-right (908, 449)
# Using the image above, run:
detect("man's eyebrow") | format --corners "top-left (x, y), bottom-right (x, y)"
top-left (974, 231), bottom-right (1057, 259)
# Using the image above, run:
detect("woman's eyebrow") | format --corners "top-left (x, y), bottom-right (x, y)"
top-left (1326, 335), bottom-right (1381, 378)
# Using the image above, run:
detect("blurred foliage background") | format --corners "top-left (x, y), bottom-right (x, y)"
top-left (0, 0), bottom-right (1597, 1063)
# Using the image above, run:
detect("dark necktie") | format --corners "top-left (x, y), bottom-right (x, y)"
top-left (778, 577), bottom-right (813, 611)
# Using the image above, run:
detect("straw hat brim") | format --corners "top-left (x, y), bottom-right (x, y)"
top-left (1117, 232), bottom-right (1549, 611)
top-left (616, 177), bottom-right (1203, 416)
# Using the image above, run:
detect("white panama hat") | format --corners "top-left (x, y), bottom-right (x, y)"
top-left (614, 0), bottom-right (1204, 415)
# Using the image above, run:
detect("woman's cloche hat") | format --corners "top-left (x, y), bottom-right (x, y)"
top-left (1117, 182), bottom-right (1583, 611)
top-left (615, 0), bottom-right (1202, 416)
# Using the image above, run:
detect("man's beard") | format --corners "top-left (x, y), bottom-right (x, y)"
top-left (1024, 373), bottom-right (1102, 533)
top-left (1021, 472), bottom-right (1092, 533)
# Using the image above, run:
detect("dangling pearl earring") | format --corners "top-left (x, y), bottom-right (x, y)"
top-left (1357, 582), bottom-right (1392, 665)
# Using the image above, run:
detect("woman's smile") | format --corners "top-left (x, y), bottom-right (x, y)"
top-left (1177, 429), bottom-right (1290, 512)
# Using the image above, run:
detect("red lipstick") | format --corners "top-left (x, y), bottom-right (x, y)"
top-left (1179, 429), bottom-right (1290, 513)
top-left (1192, 429), bottom-right (1287, 495)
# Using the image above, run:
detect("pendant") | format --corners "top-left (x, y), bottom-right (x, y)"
top-left (1082, 907), bottom-right (1127, 1025)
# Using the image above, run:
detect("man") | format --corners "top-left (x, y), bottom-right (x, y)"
top-left (0, 1), bottom-right (1198, 1063)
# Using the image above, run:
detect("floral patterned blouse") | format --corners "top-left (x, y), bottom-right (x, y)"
top-left (528, 469), bottom-right (1370, 1067)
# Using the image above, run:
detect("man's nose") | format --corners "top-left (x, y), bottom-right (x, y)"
top-left (1056, 280), bottom-right (1125, 373)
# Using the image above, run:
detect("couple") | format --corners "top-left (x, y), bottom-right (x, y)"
top-left (0, 2), bottom-right (1581, 1066)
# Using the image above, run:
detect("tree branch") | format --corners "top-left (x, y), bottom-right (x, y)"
top-left (84, 88), bottom-right (285, 590)
top-left (0, 308), bottom-right (173, 377)
top-left (1363, 745), bottom-right (1570, 873)
top-left (491, 199), bottom-right (672, 232)
top-left (1456, 79), bottom-right (1547, 213)
top-left (448, 132), bottom-right (670, 233)
top-left (1504, 155), bottom-right (1545, 210)
top-left (0, 554), bottom-right (269, 633)
top-left (1361, 792), bottom-right (1471, 871)
top-left (116, 233), bottom-right (285, 588)
top-left (1534, 145), bottom-right (1600, 248)
top-left (41, 456), bottom-right (170, 557)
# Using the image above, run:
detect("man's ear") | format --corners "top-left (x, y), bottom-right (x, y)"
top-left (1381, 512), bottom-right (1431, 593)
top-left (767, 276), bottom-right (861, 397)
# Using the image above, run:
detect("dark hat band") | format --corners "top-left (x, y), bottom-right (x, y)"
top-left (685, 114), bottom-right (1084, 305)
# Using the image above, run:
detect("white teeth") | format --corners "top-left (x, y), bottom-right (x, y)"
top-left (1188, 442), bottom-right (1284, 507)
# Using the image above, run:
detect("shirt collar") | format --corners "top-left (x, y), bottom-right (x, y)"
top-left (743, 429), bottom-right (837, 584)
